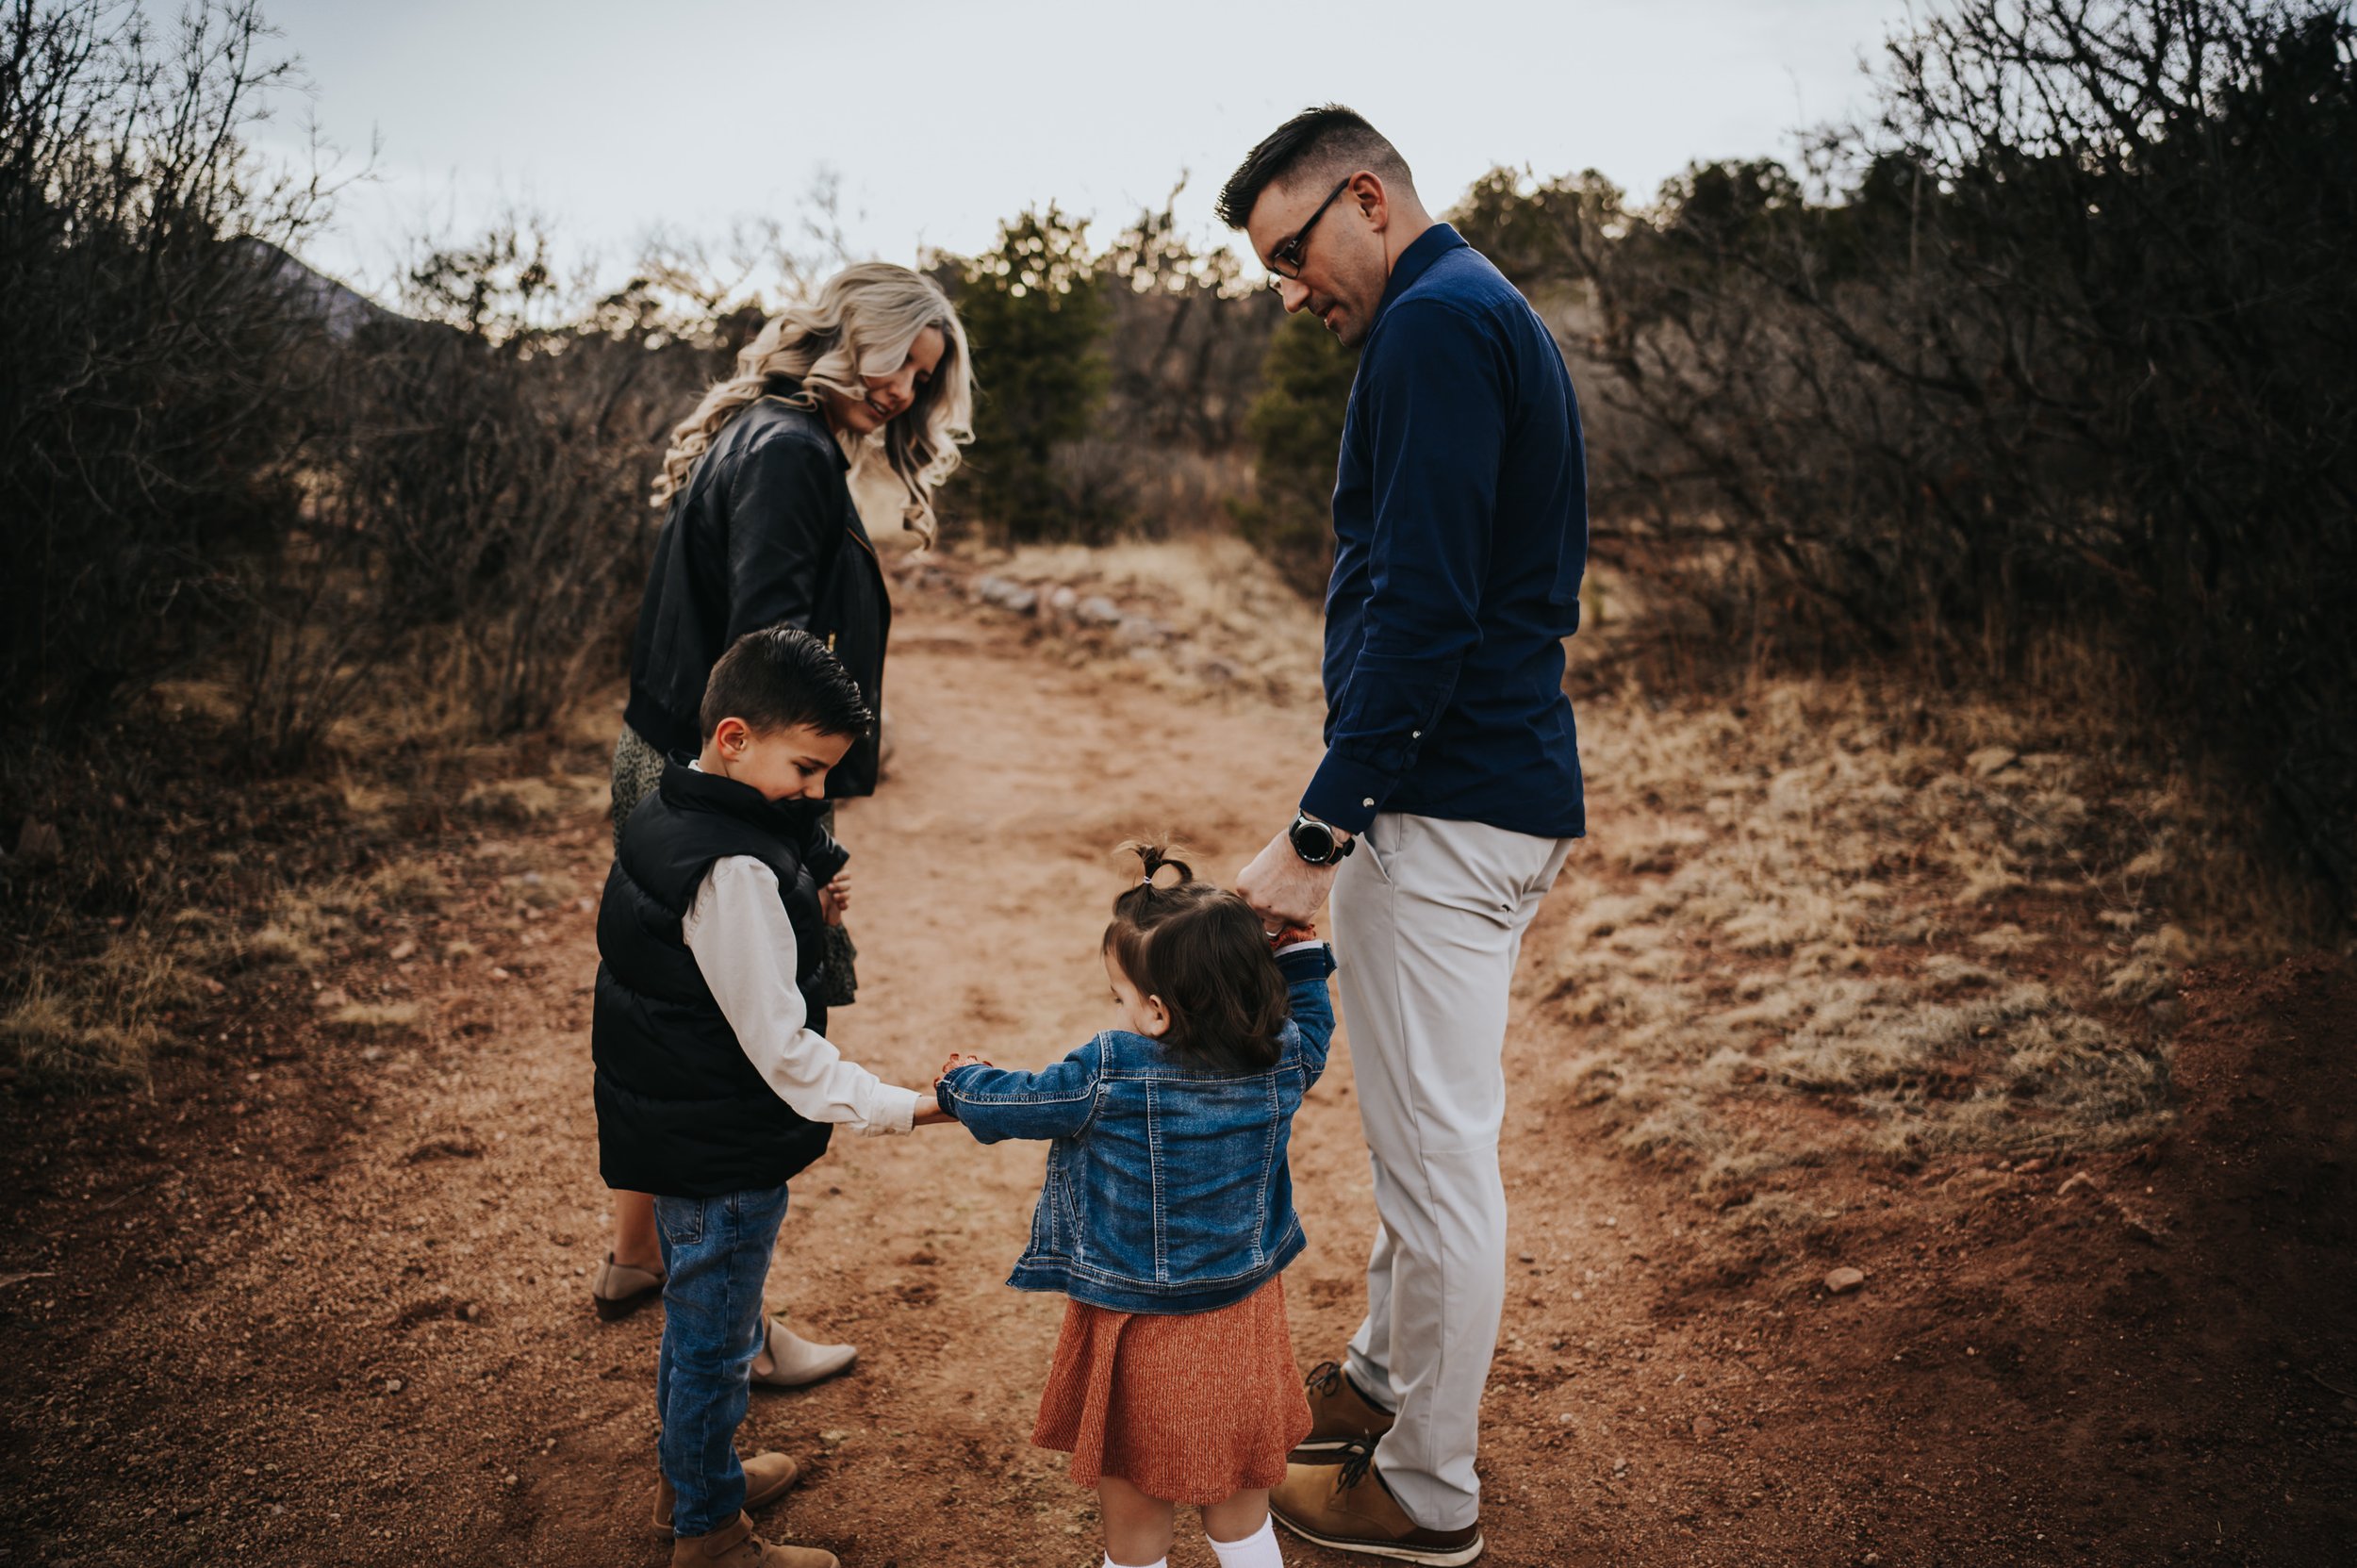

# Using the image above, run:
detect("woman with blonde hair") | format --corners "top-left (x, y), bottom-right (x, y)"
top-left (592, 262), bottom-right (973, 1383)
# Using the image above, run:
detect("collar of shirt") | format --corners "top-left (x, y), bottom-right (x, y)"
top-left (1369, 223), bottom-right (1471, 337)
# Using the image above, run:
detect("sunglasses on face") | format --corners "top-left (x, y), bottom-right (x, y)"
top-left (1265, 177), bottom-right (1353, 287)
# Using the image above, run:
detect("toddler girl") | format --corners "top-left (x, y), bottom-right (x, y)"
top-left (933, 843), bottom-right (1338, 1568)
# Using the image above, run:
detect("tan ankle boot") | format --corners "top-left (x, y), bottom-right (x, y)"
top-left (748, 1314), bottom-right (855, 1388)
top-left (591, 1253), bottom-right (665, 1321)
top-left (651, 1451), bottom-right (802, 1534)
top-left (669, 1510), bottom-right (837, 1568)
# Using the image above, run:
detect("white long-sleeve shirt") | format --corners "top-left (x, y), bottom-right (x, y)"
top-left (680, 854), bottom-right (919, 1137)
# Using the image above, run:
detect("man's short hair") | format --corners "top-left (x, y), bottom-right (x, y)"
top-left (699, 625), bottom-right (874, 742)
top-left (1215, 104), bottom-right (1414, 231)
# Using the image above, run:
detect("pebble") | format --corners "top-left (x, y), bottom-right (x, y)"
top-left (311, 986), bottom-right (351, 1010)
top-left (15, 816), bottom-right (63, 865)
top-left (1824, 1267), bottom-right (1867, 1295)
top-left (1115, 615), bottom-right (1169, 646)
top-left (1691, 1415), bottom-right (1720, 1439)
top-left (384, 1378), bottom-right (404, 1394)
top-left (1076, 596), bottom-right (1124, 627)
top-left (388, 939), bottom-right (418, 962)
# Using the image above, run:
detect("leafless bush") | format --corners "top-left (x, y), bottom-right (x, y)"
top-left (233, 224), bottom-right (712, 760)
top-left (0, 0), bottom-right (336, 735)
top-left (1459, 0), bottom-right (2357, 908)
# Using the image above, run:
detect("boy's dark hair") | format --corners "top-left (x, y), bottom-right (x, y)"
top-left (699, 624), bottom-right (874, 742)
top-left (1215, 104), bottom-right (1414, 231)
top-left (1102, 840), bottom-right (1290, 1072)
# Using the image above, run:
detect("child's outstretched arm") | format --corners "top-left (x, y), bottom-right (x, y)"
top-left (934, 1042), bottom-right (1106, 1144)
top-left (1273, 933), bottom-right (1341, 1086)
top-left (684, 855), bottom-right (924, 1135)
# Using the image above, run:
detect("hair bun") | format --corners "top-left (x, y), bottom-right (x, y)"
top-left (1122, 838), bottom-right (1194, 889)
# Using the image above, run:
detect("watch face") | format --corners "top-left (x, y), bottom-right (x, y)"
top-left (1290, 817), bottom-right (1337, 863)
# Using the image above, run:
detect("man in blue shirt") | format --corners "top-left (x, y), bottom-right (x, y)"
top-left (1228, 106), bottom-right (1587, 1567)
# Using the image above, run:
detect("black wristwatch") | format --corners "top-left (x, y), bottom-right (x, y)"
top-left (1287, 812), bottom-right (1356, 867)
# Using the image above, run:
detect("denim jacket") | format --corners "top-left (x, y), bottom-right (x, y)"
top-left (936, 944), bottom-right (1338, 1314)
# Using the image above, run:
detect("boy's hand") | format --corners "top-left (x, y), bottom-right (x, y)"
top-left (935, 1052), bottom-right (992, 1081)
top-left (818, 870), bottom-right (851, 925)
top-left (912, 1101), bottom-right (958, 1127)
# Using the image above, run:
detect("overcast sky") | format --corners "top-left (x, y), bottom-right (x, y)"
top-left (254, 0), bottom-right (1912, 302)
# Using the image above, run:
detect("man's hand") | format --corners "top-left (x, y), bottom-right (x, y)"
top-left (1235, 830), bottom-right (1341, 928)
top-left (912, 1100), bottom-right (957, 1128)
top-left (818, 870), bottom-right (852, 925)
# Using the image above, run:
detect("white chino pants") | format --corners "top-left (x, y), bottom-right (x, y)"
top-left (1331, 811), bottom-right (1573, 1531)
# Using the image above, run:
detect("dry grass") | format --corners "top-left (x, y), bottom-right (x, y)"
top-left (1541, 679), bottom-right (2196, 1220)
top-left (323, 1001), bottom-right (424, 1033)
top-left (459, 773), bottom-right (604, 826)
top-left (8, 825), bottom-right (485, 1087)
top-left (1, 940), bottom-right (218, 1089)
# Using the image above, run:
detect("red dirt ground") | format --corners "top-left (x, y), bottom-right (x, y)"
top-left (2, 600), bottom-right (2351, 1567)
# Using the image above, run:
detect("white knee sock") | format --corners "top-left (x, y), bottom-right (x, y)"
top-left (1209, 1518), bottom-right (1284, 1568)
top-left (1103, 1557), bottom-right (1167, 1568)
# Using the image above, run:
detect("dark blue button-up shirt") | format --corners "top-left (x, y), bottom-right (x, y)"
top-left (1300, 223), bottom-right (1588, 840)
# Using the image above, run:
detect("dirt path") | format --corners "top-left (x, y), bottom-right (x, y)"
top-left (4, 598), bottom-right (2350, 1567)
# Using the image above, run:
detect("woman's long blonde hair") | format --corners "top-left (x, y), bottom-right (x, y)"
top-left (652, 262), bottom-right (973, 545)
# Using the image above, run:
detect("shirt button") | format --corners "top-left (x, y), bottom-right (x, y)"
top-left (1411, 730), bottom-right (1422, 738)
top-left (1362, 797), bottom-right (1375, 808)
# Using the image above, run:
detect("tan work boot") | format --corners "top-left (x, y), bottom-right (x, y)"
top-left (1292, 1359), bottom-right (1397, 1460)
top-left (1272, 1444), bottom-right (1483, 1566)
top-left (591, 1253), bottom-right (665, 1321)
top-left (651, 1451), bottom-right (802, 1534)
top-left (749, 1313), bottom-right (855, 1389)
top-left (669, 1510), bottom-right (837, 1568)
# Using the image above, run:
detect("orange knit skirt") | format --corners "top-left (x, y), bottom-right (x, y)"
top-left (1031, 1273), bottom-right (1311, 1504)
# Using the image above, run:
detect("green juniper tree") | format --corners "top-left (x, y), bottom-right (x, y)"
top-left (951, 206), bottom-right (1112, 543)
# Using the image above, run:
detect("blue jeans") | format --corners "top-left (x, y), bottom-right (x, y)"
top-left (653, 1184), bottom-right (790, 1538)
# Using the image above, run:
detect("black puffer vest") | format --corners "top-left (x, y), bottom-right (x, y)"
top-left (591, 760), bottom-right (850, 1197)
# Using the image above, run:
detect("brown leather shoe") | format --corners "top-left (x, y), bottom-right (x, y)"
top-left (592, 1253), bottom-right (665, 1321)
top-left (1271, 1445), bottom-right (1483, 1566)
top-left (669, 1510), bottom-right (837, 1568)
top-left (651, 1452), bottom-right (802, 1535)
top-left (1293, 1360), bottom-right (1397, 1460)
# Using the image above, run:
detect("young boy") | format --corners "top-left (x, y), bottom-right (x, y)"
top-left (592, 624), bottom-right (947, 1568)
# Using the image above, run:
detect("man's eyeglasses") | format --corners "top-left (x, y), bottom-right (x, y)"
top-left (1265, 177), bottom-right (1352, 286)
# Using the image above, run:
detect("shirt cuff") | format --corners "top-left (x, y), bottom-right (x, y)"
top-left (857, 1083), bottom-right (922, 1136)
top-left (1301, 750), bottom-right (1395, 835)
top-left (1274, 939), bottom-right (1325, 958)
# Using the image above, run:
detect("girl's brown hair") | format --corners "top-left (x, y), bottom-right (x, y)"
top-left (1102, 840), bottom-right (1292, 1072)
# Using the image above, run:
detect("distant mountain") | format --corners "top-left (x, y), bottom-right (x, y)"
top-left (229, 236), bottom-right (400, 339)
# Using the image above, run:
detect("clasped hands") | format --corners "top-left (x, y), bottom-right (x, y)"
top-left (909, 1050), bottom-right (993, 1128)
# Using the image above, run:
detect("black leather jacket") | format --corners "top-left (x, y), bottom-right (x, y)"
top-left (623, 385), bottom-right (891, 798)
